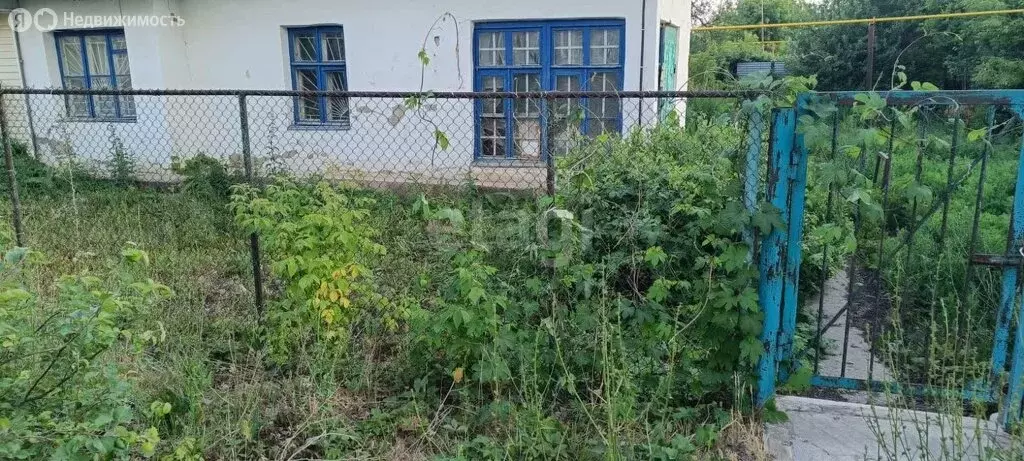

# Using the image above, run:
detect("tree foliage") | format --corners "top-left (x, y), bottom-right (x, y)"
top-left (693, 0), bottom-right (1024, 91)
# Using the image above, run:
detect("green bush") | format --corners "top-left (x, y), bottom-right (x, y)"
top-left (171, 154), bottom-right (243, 202)
top-left (0, 246), bottom-right (171, 459)
top-left (231, 180), bottom-right (394, 368)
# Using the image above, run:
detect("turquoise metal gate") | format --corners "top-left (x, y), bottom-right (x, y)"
top-left (755, 90), bottom-right (1024, 429)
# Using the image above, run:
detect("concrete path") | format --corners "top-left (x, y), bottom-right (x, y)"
top-left (813, 270), bottom-right (891, 391)
top-left (765, 270), bottom-right (1015, 460)
top-left (767, 396), bottom-right (1009, 461)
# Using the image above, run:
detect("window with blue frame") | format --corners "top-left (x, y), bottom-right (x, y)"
top-left (287, 26), bottom-right (349, 127)
top-left (55, 29), bottom-right (134, 120)
top-left (474, 19), bottom-right (624, 160)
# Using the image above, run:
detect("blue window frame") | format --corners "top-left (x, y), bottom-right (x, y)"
top-left (54, 29), bottom-right (135, 120)
top-left (287, 26), bottom-right (349, 128)
top-left (473, 19), bottom-right (625, 160)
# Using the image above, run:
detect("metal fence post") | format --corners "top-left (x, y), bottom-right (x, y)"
top-left (0, 89), bottom-right (24, 247)
top-left (779, 103), bottom-right (810, 378)
top-left (756, 108), bottom-right (796, 407)
top-left (543, 96), bottom-right (555, 196)
top-left (1000, 103), bottom-right (1024, 429)
top-left (239, 94), bottom-right (265, 323)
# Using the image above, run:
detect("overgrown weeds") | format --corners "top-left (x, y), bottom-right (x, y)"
top-left (0, 118), bottom-right (776, 459)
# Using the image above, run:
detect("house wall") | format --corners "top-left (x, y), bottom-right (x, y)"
top-left (14, 0), bottom-right (189, 174)
top-left (10, 0), bottom-right (688, 186)
top-left (0, 11), bottom-right (33, 153)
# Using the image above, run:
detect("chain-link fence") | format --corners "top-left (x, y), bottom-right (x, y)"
top-left (0, 87), bottom-right (767, 319)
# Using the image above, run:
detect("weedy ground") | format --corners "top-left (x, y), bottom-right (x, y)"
top-left (0, 119), bottom-right (773, 460)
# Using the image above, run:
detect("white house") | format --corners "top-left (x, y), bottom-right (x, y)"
top-left (0, 0), bottom-right (690, 188)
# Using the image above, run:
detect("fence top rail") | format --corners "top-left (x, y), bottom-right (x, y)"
top-left (0, 87), bottom-right (765, 99)
top-left (799, 89), bottom-right (1024, 107)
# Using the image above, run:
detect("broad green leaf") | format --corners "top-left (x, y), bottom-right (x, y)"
top-left (644, 246), bottom-right (667, 267)
top-left (434, 129), bottom-right (450, 150)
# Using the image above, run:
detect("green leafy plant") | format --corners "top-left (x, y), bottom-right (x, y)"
top-left (0, 246), bottom-right (171, 459)
top-left (231, 180), bottom-right (392, 366)
top-left (171, 154), bottom-right (243, 202)
top-left (108, 126), bottom-right (137, 186)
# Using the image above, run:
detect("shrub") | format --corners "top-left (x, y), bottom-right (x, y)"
top-left (0, 246), bottom-right (171, 459)
top-left (231, 180), bottom-right (392, 367)
top-left (555, 122), bottom-right (768, 401)
top-left (171, 154), bottom-right (243, 201)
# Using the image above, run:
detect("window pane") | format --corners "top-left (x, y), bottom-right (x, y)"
top-left (325, 70), bottom-right (348, 122)
top-left (64, 76), bottom-right (88, 117)
top-left (588, 71), bottom-right (619, 92)
top-left (587, 118), bottom-right (617, 136)
top-left (480, 74), bottom-right (505, 158)
top-left (587, 71), bottom-right (620, 137)
top-left (113, 52), bottom-right (130, 75)
top-left (552, 75), bottom-right (582, 154)
top-left (553, 75), bottom-right (580, 117)
top-left (293, 31), bottom-right (317, 62)
top-left (296, 68), bottom-right (319, 90)
top-left (513, 73), bottom-right (541, 159)
top-left (513, 73), bottom-right (540, 116)
top-left (59, 37), bottom-right (84, 77)
top-left (481, 118), bottom-right (506, 158)
top-left (321, 30), bottom-right (345, 62)
top-left (590, 29), bottom-right (620, 65)
top-left (554, 30), bottom-right (583, 66)
top-left (90, 76), bottom-right (116, 118)
top-left (478, 32), bottom-right (504, 67)
top-left (117, 74), bottom-right (135, 118)
top-left (512, 31), bottom-right (539, 66)
top-left (85, 35), bottom-right (110, 75)
top-left (481, 76), bottom-right (503, 115)
top-left (111, 34), bottom-right (126, 51)
top-left (295, 69), bottom-right (320, 121)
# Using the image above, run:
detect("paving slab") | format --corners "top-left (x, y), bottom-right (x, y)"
top-left (813, 270), bottom-right (891, 383)
top-left (766, 396), bottom-right (1009, 461)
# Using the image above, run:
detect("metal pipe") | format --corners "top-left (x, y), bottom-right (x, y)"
top-left (238, 94), bottom-right (265, 324)
top-left (0, 90), bottom-right (23, 246)
top-left (0, 88), bottom-right (764, 99)
top-left (9, 6), bottom-right (38, 160)
top-left (693, 8), bottom-right (1024, 31)
top-left (638, 0), bottom-right (648, 94)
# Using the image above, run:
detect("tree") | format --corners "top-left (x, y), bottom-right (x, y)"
top-left (689, 0), bottom-right (811, 89)
top-left (785, 0), bottom-right (1024, 90)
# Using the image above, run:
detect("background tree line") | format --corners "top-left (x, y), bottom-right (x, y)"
top-left (690, 0), bottom-right (1024, 90)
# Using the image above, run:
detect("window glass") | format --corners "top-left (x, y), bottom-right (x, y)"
top-left (512, 31), bottom-right (539, 66)
top-left (56, 30), bottom-right (134, 119)
top-left (322, 30), bottom-right (345, 62)
top-left (288, 27), bottom-right (350, 126)
top-left (554, 30), bottom-right (583, 66)
top-left (293, 31), bottom-right (317, 61)
top-left (590, 29), bottom-right (620, 65)
top-left (473, 21), bottom-right (623, 159)
top-left (478, 32), bottom-right (505, 67)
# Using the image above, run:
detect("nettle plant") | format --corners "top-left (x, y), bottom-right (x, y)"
top-left (231, 180), bottom-right (393, 365)
top-left (0, 245), bottom-right (171, 460)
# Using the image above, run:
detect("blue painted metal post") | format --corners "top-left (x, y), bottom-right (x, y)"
top-left (757, 108), bottom-right (796, 406)
top-left (991, 239), bottom-right (1018, 385)
top-left (779, 106), bottom-right (810, 373)
top-left (1000, 103), bottom-right (1024, 429)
